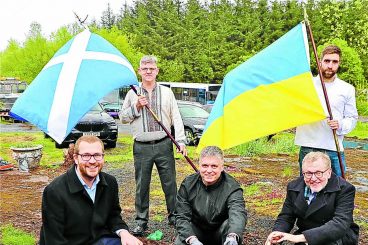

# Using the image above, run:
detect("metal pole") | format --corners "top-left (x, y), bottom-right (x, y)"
top-left (129, 85), bottom-right (198, 172)
top-left (304, 19), bottom-right (345, 179)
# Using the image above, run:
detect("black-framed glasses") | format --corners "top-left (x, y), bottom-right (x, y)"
top-left (140, 67), bottom-right (157, 72)
top-left (303, 168), bottom-right (330, 179)
top-left (78, 153), bottom-right (104, 161)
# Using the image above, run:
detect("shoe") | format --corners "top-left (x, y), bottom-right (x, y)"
top-left (131, 225), bottom-right (147, 236)
top-left (168, 218), bottom-right (176, 226)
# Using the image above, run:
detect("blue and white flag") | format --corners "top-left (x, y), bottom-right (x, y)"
top-left (10, 30), bottom-right (139, 143)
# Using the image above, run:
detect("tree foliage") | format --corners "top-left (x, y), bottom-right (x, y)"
top-left (0, 0), bottom-right (367, 91)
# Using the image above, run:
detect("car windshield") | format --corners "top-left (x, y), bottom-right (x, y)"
top-left (90, 104), bottom-right (104, 112)
top-left (179, 105), bottom-right (209, 119)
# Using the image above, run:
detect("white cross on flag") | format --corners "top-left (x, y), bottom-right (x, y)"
top-left (10, 30), bottom-right (139, 143)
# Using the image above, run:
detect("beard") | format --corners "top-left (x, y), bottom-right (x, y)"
top-left (322, 69), bottom-right (337, 80)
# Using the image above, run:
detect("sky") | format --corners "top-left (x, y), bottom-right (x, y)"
top-left (0, 0), bottom-right (126, 51)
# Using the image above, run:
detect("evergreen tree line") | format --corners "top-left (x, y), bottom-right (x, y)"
top-left (1, 0), bottom-right (367, 92)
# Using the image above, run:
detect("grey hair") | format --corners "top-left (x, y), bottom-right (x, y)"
top-left (302, 151), bottom-right (331, 169)
top-left (140, 55), bottom-right (158, 66)
top-left (199, 146), bottom-right (224, 164)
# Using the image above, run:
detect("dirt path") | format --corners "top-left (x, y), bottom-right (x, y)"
top-left (0, 149), bottom-right (367, 244)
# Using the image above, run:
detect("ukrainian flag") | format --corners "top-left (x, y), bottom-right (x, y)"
top-left (197, 23), bottom-right (325, 151)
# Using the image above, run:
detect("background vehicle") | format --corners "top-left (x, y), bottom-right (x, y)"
top-left (100, 100), bottom-right (121, 119)
top-left (176, 100), bottom-right (209, 146)
top-left (55, 103), bottom-right (118, 148)
top-left (202, 104), bottom-right (214, 113)
top-left (0, 78), bottom-right (27, 120)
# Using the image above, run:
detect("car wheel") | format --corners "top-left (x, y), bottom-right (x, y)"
top-left (106, 141), bottom-right (117, 148)
top-left (185, 128), bottom-right (195, 146)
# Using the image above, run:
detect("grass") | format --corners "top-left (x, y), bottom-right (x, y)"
top-left (225, 132), bottom-right (299, 157)
top-left (347, 121), bottom-right (368, 139)
top-left (0, 224), bottom-right (35, 245)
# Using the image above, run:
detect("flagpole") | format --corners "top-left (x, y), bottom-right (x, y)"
top-left (303, 7), bottom-right (345, 179)
top-left (129, 85), bottom-right (198, 172)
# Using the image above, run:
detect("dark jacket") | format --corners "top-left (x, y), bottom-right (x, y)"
top-left (39, 166), bottom-right (128, 245)
top-left (175, 172), bottom-right (247, 243)
top-left (273, 173), bottom-right (359, 245)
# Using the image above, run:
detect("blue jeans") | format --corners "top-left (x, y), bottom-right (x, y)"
top-left (92, 237), bottom-right (121, 245)
top-left (298, 146), bottom-right (346, 177)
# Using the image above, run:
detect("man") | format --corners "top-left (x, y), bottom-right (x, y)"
top-left (295, 45), bottom-right (358, 176)
top-left (175, 146), bottom-right (247, 245)
top-left (265, 152), bottom-right (359, 245)
top-left (120, 55), bottom-right (187, 236)
top-left (40, 136), bottom-right (142, 245)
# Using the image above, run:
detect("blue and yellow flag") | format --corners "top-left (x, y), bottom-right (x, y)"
top-left (197, 23), bottom-right (325, 151)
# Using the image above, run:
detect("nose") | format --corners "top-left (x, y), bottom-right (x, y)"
top-left (310, 173), bottom-right (318, 181)
top-left (89, 156), bottom-right (97, 164)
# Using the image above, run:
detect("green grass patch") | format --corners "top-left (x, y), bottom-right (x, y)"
top-left (225, 132), bottom-right (299, 157)
top-left (347, 121), bottom-right (368, 139)
top-left (282, 166), bottom-right (293, 177)
top-left (0, 224), bottom-right (35, 245)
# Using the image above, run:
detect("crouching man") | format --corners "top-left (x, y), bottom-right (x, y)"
top-left (175, 146), bottom-right (247, 245)
top-left (40, 136), bottom-right (142, 245)
top-left (265, 152), bottom-right (359, 245)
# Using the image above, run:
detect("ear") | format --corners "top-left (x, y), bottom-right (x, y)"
top-left (73, 154), bottom-right (79, 164)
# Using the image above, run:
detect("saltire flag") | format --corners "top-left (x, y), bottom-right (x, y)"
top-left (10, 29), bottom-right (139, 143)
top-left (197, 22), bottom-right (325, 151)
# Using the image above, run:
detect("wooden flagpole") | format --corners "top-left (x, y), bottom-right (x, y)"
top-left (129, 85), bottom-right (198, 172)
top-left (302, 6), bottom-right (345, 179)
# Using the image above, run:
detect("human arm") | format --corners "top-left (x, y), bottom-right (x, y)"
top-left (107, 177), bottom-right (129, 232)
top-left (175, 180), bottom-right (196, 243)
top-left (227, 188), bottom-right (247, 240)
top-left (332, 86), bottom-right (358, 135)
top-left (169, 92), bottom-right (187, 147)
top-left (119, 90), bottom-right (141, 124)
top-left (40, 185), bottom-right (68, 245)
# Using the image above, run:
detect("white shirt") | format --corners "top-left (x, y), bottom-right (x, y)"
top-left (295, 76), bottom-right (358, 151)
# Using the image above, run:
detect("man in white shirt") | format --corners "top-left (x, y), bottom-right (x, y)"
top-left (295, 45), bottom-right (358, 176)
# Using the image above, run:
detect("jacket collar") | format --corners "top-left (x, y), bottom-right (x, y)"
top-left (66, 166), bottom-right (108, 194)
top-left (289, 173), bottom-right (341, 218)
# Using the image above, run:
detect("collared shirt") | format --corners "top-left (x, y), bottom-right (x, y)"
top-left (120, 84), bottom-right (186, 144)
top-left (295, 76), bottom-right (358, 151)
top-left (75, 167), bottom-right (100, 203)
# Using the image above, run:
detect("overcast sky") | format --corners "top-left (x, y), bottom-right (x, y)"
top-left (0, 0), bottom-right (126, 51)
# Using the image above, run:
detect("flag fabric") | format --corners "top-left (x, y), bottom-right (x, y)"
top-left (10, 29), bottom-right (139, 143)
top-left (197, 23), bottom-right (326, 151)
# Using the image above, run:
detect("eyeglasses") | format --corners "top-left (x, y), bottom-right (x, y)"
top-left (303, 168), bottom-right (330, 179)
top-left (78, 153), bottom-right (104, 161)
top-left (140, 67), bottom-right (157, 72)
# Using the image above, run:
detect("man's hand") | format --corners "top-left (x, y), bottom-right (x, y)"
top-left (189, 237), bottom-right (203, 245)
top-left (177, 144), bottom-right (188, 156)
top-left (224, 234), bottom-right (238, 245)
top-left (119, 230), bottom-right (143, 245)
top-left (327, 119), bottom-right (339, 130)
top-left (265, 231), bottom-right (306, 244)
top-left (136, 95), bottom-right (148, 111)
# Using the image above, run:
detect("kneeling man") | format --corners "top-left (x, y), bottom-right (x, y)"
top-left (175, 146), bottom-right (247, 245)
top-left (266, 152), bottom-right (359, 245)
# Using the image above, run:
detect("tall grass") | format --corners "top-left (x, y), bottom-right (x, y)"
top-left (0, 224), bottom-right (35, 245)
top-left (225, 132), bottom-right (299, 157)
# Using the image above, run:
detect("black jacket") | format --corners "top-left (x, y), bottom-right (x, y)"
top-left (175, 172), bottom-right (247, 243)
top-left (273, 173), bottom-right (359, 245)
top-left (40, 166), bottom-right (128, 245)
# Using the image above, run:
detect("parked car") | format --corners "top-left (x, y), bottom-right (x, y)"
top-left (176, 100), bottom-right (209, 146)
top-left (100, 100), bottom-right (121, 119)
top-left (55, 103), bottom-right (118, 148)
top-left (202, 104), bottom-right (214, 113)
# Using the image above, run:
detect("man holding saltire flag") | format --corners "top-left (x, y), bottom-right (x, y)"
top-left (197, 22), bottom-right (326, 152)
top-left (10, 29), bottom-right (139, 144)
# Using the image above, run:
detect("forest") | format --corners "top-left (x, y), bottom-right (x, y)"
top-left (0, 0), bottom-right (367, 94)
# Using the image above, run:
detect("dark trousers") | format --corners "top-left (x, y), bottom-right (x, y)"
top-left (175, 220), bottom-right (231, 245)
top-left (92, 236), bottom-right (121, 245)
top-left (298, 146), bottom-right (346, 177)
top-left (133, 138), bottom-right (176, 226)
